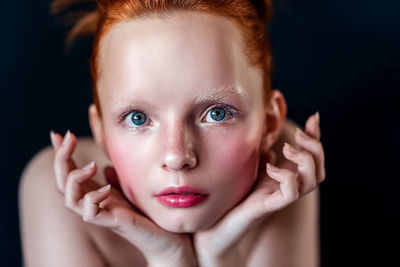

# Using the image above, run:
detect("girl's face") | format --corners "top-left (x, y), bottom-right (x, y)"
top-left (96, 11), bottom-right (267, 232)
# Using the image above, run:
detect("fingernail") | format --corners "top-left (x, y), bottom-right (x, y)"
top-left (315, 111), bottom-right (320, 125)
top-left (98, 184), bottom-right (111, 193)
top-left (62, 130), bottom-right (71, 145)
top-left (82, 161), bottom-right (95, 171)
top-left (284, 142), bottom-right (300, 154)
top-left (266, 163), bottom-right (279, 172)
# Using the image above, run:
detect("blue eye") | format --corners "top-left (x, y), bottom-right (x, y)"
top-left (204, 106), bottom-right (234, 123)
top-left (121, 104), bottom-right (239, 129)
top-left (125, 111), bottom-right (147, 127)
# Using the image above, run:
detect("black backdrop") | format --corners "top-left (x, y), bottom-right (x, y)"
top-left (1, 0), bottom-right (399, 266)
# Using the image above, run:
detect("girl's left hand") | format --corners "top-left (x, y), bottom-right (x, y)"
top-left (193, 113), bottom-right (326, 267)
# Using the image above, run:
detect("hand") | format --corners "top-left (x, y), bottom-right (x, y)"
top-left (50, 130), bottom-right (196, 267)
top-left (193, 113), bottom-right (325, 266)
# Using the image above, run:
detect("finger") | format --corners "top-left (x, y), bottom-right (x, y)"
top-left (295, 128), bottom-right (326, 183)
top-left (282, 142), bottom-right (318, 195)
top-left (50, 130), bottom-right (63, 150)
top-left (82, 184), bottom-right (112, 224)
top-left (304, 112), bottom-right (320, 140)
top-left (266, 162), bottom-right (299, 203)
top-left (64, 161), bottom-right (97, 214)
top-left (81, 185), bottom-right (146, 232)
top-left (53, 130), bottom-right (77, 193)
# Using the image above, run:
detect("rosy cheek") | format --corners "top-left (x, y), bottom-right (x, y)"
top-left (222, 140), bottom-right (258, 178)
top-left (105, 135), bottom-right (147, 204)
top-left (206, 130), bottom-right (261, 192)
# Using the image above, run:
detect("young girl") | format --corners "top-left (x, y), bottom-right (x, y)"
top-left (19, 0), bottom-right (325, 266)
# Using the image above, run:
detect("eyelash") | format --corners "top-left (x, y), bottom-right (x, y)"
top-left (118, 104), bottom-right (240, 129)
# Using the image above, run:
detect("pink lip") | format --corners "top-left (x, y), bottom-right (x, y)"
top-left (155, 186), bottom-right (209, 208)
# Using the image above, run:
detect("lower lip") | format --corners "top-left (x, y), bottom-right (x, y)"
top-left (156, 194), bottom-right (209, 208)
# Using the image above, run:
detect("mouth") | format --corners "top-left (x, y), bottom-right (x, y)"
top-left (155, 186), bottom-right (209, 208)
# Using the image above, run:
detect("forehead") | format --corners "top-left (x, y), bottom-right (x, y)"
top-left (97, 11), bottom-right (262, 108)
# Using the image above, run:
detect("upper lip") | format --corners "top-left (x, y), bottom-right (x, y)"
top-left (155, 186), bottom-right (209, 196)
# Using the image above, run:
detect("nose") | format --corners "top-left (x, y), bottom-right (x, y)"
top-left (159, 122), bottom-right (198, 171)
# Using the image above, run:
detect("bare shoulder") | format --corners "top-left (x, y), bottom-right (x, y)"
top-left (247, 189), bottom-right (320, 266)
top-left (18, 137), bottom-right (110, 267)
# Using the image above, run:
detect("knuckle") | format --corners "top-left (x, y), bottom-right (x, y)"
top-left (113, 210), bottom-right (126, 225)
top-left (64, 198), bottom-right (75, 210)
top-left (286, 191), bottom-right (299, 203)
top-left (289, 170), bottom-right (297, 181)
top-left (291, 183), bottom-right (300, 200)
top-left (82, 214), bottom-right (93, 222)
top-left (293, 182), bottom-right (302, 200)
top-left (282, 169), bottom-right (295, 181)
top-left (113, 209), bottom-right (133, 232)
top-left (55, 182), bottom-right (65, 194)
top-left (297, 153), bottom-right (312, 168)
top-left (84, 193), bottom-right (94, 203)
top-left (302, 151), bottom-right (313, 162)
top-left (310, 180), bottom-right (317, 189)
top-left (113, 218), bottom-right (125, 233)
top-left (68, 169), bottom-right (81, 181)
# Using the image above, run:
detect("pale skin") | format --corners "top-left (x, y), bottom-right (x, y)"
top-left (19, 11), bottom-right (325, 267)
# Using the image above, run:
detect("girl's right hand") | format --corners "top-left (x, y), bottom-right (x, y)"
top-left (50, 130), bottom-right (197, 267)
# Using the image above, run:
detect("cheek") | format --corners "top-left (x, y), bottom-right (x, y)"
top-left (104, 133), bottom-right (150, 203)
top-left (205, 126), bottom-right (262, 193)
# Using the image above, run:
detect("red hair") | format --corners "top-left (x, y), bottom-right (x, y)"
top-left (51, 0), bottom-right (273, 115)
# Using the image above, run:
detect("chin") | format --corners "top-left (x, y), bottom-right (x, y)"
top-left (151, 212), bottom-right (217, 233)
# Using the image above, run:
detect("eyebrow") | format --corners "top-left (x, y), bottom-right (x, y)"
top-left (115, 85), bottom-right (245, 113)
top-left (192, 86), bottom-right (245, 105)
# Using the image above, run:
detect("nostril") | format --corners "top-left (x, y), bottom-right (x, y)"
top-left (161, 151), bottom-right (197, 171)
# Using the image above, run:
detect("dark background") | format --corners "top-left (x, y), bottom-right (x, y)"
top-left (1, 0), bottom-right (399, 266)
